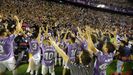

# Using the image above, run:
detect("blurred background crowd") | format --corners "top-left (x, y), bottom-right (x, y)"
top-left (0, 0), bottom-right (132, 38)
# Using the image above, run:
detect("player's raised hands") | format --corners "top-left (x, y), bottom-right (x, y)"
top-left (63, 29), bottom-right (69, 41)
top-left (37, 27), bottom-right (42, 44)
top-left (41, 26), bottom-right (46, 32)
top-left (45, 25), bottom-right (49, 36)
top-left (13, 15), bottom-right (20, 22)
top-left (49, 37), bottom-right (55, 44)
top-left (14, 15), bottom-right (23, 34)
top-left (77, 26), bottom-right (82, 35)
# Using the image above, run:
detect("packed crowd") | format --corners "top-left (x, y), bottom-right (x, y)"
top-left (0, 0), bottom-right (132, 36)
top-left (0, 0), bottom-right (133, 25)
top-left (0, 0), bottom-right (133, 75)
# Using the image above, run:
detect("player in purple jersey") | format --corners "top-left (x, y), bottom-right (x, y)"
top-left (55, 30), bottom-right (63, 66)
top-left (0, 15), bottom-right (23, 75)
top-left (41, 41), bottom-right (56, 75)
top-left (93, 42), bottom-right (116, 75)
top-left (26, 27), bottom-right (41, 75)
top-left (41, 26), bottom-right (56, 75)
top-left (67, 42), bottom-right (80, 62)
top-left (85, 27), bottom-right (116, 75)
top-left (66, 30), bottom-right (82, 63)
top-left (49, 33), bottom-right (94, 75)
top-left (76, 27), bottom-right (89, 51)
top-left (56, 30), bottom-right (72, 75)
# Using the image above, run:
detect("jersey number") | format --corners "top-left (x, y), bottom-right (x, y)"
top-left (44, 52), bottom-right (54, 60)
top-left (32, 43), bottom-right (37, 50)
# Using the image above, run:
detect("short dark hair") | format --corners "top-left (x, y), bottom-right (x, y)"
top-left (105, 42), bottom-right (116, 53)
top-left (0, 28), bottom-right (6, 36)
top-left (81, 50), bottom-right (92, 65)
top-left (31, 32), bottom-right (38, 39)
top-left (70, 36), bottom-right (76, 43)
top-left (97, 40), bottom-right (104, 51)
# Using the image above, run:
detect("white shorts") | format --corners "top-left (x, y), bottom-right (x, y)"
top-left (27, 53), bottom-right (41, 71)
top-left (41, 65), bottom-right (55, 75)
top-left (0, 57), bottom-right (16, 73)
top-left (32, 52), bottom-right (41, 65)
top-left (63, 60), bottom-right (69, 69)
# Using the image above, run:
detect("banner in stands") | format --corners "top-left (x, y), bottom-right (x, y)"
top-left (65, 0), bottom-right (133, 15)
top-left (66, 0), bottom-right (89, 5)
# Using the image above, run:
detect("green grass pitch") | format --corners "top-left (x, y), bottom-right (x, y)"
top-left (5, 60), bottom-right (133, 75)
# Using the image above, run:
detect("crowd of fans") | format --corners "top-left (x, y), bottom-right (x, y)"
top-left (0, 0), bottom-right (133, 25)
top-left (0, 0), bottom-right (132, 37)
top-left (0, 0), bottom-right (133, 75)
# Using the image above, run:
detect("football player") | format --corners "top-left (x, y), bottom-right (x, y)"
top-left (0, 15), bottom-right (22, 75)
top-left (41, 26), bottom-right (56, 75)
top-left (26, 26), bottom-right (41, 75)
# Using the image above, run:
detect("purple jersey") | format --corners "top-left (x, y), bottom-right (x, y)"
top-left (29, 39), bottom-right (40, 55)
top-left (42, 45), bottom-right (55, 66)
top-left (81, 40), bottom-right (88, 51)
top-left (67, 43), bottom-right (81, 62)
top-left (0, 34), bottom-right (16, 61)
top-left (59, 40), bottom-right (66, 50)
top-left (94, 51), bottom-right (114, 75)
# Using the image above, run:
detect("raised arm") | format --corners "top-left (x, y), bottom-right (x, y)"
top-left (112, 29), bottom-right (118, 48)
top-left (45, 25), bottom-right (48, 36)
top-left (85, 27), bottom-right (98, 53)
top-left (77, 27), bottom-right (84, 40)
top-left (13, 15), bottom-right (23, 35)
top-left (37, 27), bottom-right (41, 44)
top-left (63, 29), bottom-right (69, 42)
top-left (49, 37), bottom-right (69, 62)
